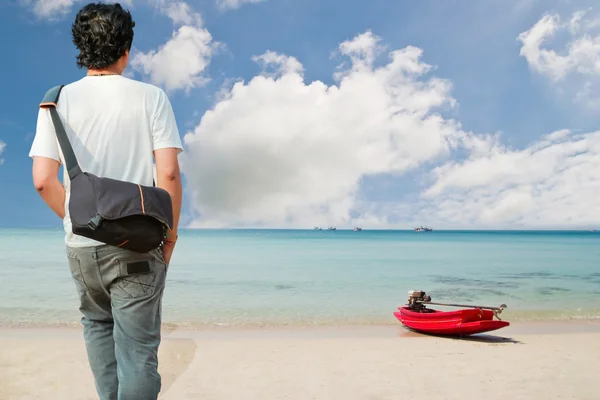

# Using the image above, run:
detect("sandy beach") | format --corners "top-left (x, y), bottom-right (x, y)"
top-left (1, 321), bottom-right (599, 400)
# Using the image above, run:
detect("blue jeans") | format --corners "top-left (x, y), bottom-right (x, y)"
top-left (66, 245), bottom-right (168, 400)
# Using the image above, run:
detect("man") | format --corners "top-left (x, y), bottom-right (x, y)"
top-left (28, 3), bottom-right (182, 399)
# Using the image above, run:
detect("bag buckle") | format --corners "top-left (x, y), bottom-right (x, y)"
top-left (87, 214), bottom-right (103, 230)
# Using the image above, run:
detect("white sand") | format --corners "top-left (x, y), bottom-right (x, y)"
top-left (1, 322), bottom-right (599, 399)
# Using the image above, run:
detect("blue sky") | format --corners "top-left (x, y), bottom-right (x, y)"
top-left (1, 0), bottom-right (599, 229)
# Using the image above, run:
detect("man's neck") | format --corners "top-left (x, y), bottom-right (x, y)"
top-left (87, 67), bottom-right (122, 76)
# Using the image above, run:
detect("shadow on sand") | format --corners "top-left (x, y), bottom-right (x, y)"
top-left (158, 337), bottom-right (198, 394)
top-left (397, 327), bottom-right (522, 344)
top-left (446, 333), bottom-right (522, 344)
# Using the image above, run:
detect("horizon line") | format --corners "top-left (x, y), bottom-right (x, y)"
top-left (0, 226), bottom-right (597, 232)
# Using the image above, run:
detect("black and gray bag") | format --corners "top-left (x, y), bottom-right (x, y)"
top-left (40, 84), bottom-right (174, 253)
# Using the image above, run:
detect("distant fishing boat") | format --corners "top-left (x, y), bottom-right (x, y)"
top-left (414, 226), bottom-right (432, 232)
top-left (327, 226), bottom-right (336, 231)
top-left (353, 227), bottom-right (362, 231)
top-left (313, 227), bottom-right (322, 230)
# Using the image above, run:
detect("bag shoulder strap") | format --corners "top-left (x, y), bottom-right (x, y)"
top-left (40, 85), bottom-right (82, 180)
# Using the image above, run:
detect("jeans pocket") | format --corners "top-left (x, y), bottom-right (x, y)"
top-left (114, 257), bottom-right (158, 299)
top-left (67, 253), bottom-right (87, 296)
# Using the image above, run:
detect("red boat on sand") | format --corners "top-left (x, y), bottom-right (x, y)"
top-left (394, 290), bottom-right (510, 336)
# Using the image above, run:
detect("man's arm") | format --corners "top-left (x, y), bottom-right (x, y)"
top-left (151, 89), bottom-right (183, 264)
top-left (32, 156), bottom-right (66, 219)
top-left (30, 106), bottom-right (64, 218)
top-left (154, 147), bottom-right (182, 240)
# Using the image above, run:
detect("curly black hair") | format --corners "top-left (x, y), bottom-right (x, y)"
top-left (71, 3), bottom-right (135, 70)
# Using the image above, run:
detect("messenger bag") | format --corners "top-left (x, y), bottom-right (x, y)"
top-left (39, 84), bottom-right (174, 253)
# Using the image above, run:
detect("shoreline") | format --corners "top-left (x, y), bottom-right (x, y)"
top-left (3, 306), bottom-right (600, 330)
top-left (3, 318), bottom-right (600, 339)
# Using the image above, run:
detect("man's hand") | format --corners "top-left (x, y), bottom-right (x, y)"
top-left (32, 156), bottom-right (66, 219)
top-left (162, 242), bottom-right (176, 265)
top-left (161, 229), bottom-right (178, 265)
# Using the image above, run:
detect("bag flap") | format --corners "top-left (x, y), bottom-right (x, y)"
top-left (89, 174), bottom-right (174, 228)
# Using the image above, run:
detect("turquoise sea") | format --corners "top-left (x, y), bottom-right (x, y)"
top-left (1, 228), bottom-right (599, 328)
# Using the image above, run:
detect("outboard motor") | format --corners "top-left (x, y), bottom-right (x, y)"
top-left (407, 290), bottom-right (432, 310)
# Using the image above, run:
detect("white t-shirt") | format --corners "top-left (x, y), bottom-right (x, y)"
top-left (29, 75), bottom-right (183, 248)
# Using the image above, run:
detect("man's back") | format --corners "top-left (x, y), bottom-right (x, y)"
top-left (30, 74), bottom-right (181, 247)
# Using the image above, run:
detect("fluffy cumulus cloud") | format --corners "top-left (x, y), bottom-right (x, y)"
top-left (518, 9), bottom-right (600, 103)
top-left (216, 0), bottom-right (265, 11)
top-left (417, 129), bottom-right (600, 228)
top-left (0, 140), bottom-right (5, 165)
top-left (131, 1), bottom-right (217, 92)
top-left (181, 31), bottom-right (489, 228)
top-left (182, 29), bottom-right (600, 229)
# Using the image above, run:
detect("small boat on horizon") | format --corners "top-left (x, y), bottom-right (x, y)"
top-left (414, 226), bottom-right (433, 232)
top-left (394, 290), bottom-right (509, 336)
top-left (353, 227), bottom-right (362, 231)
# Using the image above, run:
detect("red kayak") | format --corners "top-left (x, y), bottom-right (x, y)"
top-left (394, 290), bottom-right (510, 336)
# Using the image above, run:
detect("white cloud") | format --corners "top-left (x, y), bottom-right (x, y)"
top-left (416, 129), bottom-right (600, 228)
top-left (518, 9), bottom-right (600, 103)
top-left (23, 0), bottom-right (132, 19)
top-left (518, 10), bottom-right (600, 80)
top-left (0, 140), bottom-right (5, 165)
top-left (569, 10), bottom-right (588, 34)
top-left (131, 2), bottom-right (217, 92)
top-left (337, 30), bottom-right (383, 69)
top-left (252, 51), bottom-right (303, 76)
top-left (216, 0), bottom-right (265, 11)
top-left (518, 13), bottom-right (571, 80)
top-left (22, 0), bottom-right (78, 18)
top-left (159, 0), bottom-right (202, 26)
top-left (181, 31), bottom-right (484, 228)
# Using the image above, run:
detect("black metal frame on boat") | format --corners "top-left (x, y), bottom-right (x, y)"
top-left (406, 290), bottom-right (508, 320)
